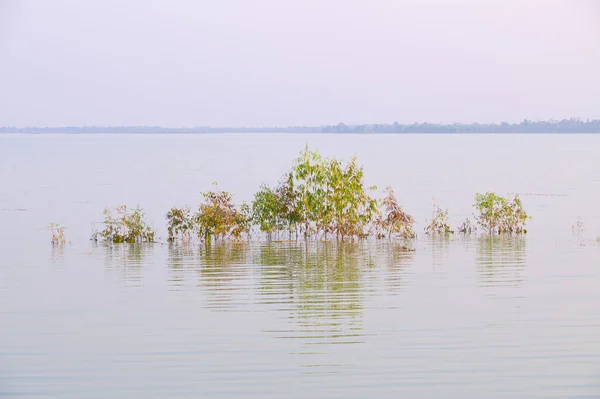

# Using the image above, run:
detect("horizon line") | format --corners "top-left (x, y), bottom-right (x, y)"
top-left (2, 117), bottom-right (600, 130)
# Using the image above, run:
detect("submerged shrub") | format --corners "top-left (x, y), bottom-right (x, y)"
top-left (474, 192), bottom-right (529, 234)
top-left (290, 147), bottom-right (328, 237)
top-left (374, 187), bottom-right (415, 239)
top-left (48, 222), bottom-right (66, 245)
top-left (252, 184), bottom-right (285, 238)
top-left (276, 172), bottom-right (302, 235)
top-left (294, 148), bottom-right (379, 239)
top-left (82, 147), bottom-right (469, 244)
top-left (231, 203), bottom-right (252, 241)
top-left (252, 149), bottom-right (415, 241)
top-left (195, 186), bottom-right (249, 241)
top-left (166, 206), bottom-right (194, 243)
top-left (253, 147), bottom-right (380, 240)
top-left (251, 174), bottom-right (303, 239)
top-left (323, 156), bottom-right (378, 239)
top-left (96, 205), bottom-right (155, 243)
top-left (425, 201), bottom-right (453, 236)
top-left (457, 218), bottom-right (477, 234)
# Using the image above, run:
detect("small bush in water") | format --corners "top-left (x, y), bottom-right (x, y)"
top-left (474, 192), bottom-right (529, 234)
top-left (425, 201), bottom-right (453, 235)
top-left (323, 156), bottom-right (378, 240)
top-left (48, 222), bottom-right (66, 245)
top-left (457, 218), bottom-right (477, 234)
top-left (374, 187), bottom-right (415, 239)
top-left (166, 206), bottom-right (194, 243)
top-left (195, 186), bottom-right (250, 242)
top-left (251, 184), bottom-right (286, 239)
top-left (96, 205), bottom-right (155, 243)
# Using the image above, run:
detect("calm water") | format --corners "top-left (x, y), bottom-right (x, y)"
top-left (1, 133), bottom-right (599, 398)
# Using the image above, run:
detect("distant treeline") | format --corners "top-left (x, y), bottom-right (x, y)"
top-left (2, 118), bottom-right (600, 133)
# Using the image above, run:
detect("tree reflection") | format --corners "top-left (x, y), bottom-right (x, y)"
top-left (254, 240), bottom-right (413, 346)
top-left (375, 241), bottom-right (415, 292)
top-left (50, 242), bottom-right (65, 263)
top-left (289, 242), bottom-right (364, 342)
top-left (425, 236), bottom-right (452, 268)
top-left (164, 239), bottom-right (414, 353)
top-left (476, 236), bottom-right (527, 288)
top-left (193, 242), bottom-right (251, 309)
top-left (167, 243), bottom-right (198, 290)
top-left (101, 242), bottom-right (153, 286)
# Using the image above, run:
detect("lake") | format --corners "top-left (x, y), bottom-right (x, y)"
top-left (1, 133), bottom-right (599, 398)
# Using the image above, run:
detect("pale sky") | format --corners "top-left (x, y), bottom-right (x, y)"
top-left (0, 0), bottom-right (598, 127)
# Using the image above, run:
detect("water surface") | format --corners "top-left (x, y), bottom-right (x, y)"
top-left (1, 134), bottom-right (599, 398)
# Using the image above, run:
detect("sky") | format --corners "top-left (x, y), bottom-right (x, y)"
top-left (0, 0), bottom-right (598, 127)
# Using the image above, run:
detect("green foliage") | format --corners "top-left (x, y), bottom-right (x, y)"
top-left (255, 147), bottom-right (380, 240)
top-left (251, 178), bottom-right (302, 239)
top-left (474, 192), bottom-right (529, 234)
top-left (252, 184), bottom-right (285, 237)
top-left (87, 149), bottom-right (539, 245)
top-left (231, 203), bottom-right (252, 241)
top-left (195, 185), bottom-right (249, 241)
top-left (374, 187), bottom-right (415, 239)
top-left (250, 174), bottom-right (303, 239)
top-left (425, 201), bottom-right (453, 235)
top-left (324, 156), bottom-right (378, 239)
top-left (97, 205), bottom-right (155, 243)
top-left (275, 172), bottom-right (302, 234)
top-left (291, 146), bottom-right (328, 237)
top-left (166, 206), bottom-right (193, 243)
top-left (48, 222), bottom-right (66, 245)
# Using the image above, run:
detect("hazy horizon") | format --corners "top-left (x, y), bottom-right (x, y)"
top-left (1, 0), bottom-right (599, 127)
top-left (2, 117), bottom-right (600, 130)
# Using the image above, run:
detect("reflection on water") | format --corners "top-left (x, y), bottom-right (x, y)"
top-left (165, 240), bottom-right (415, 350)
top-left (476, 236), bottom-right (527, 288)
top-left (424, 236), bottom-right (453, 277)
top-left (167, 243), bottom-right (197, 290)
top-left (197, 242), bottom-right (252, 310)
top-left (371, 241), bottom-right (415, 293)
top-left (50, 242), bottom-right (65, 262)
top-left (101, 243), bottom-right (154, 286)
top-left (168, 242), bottom-right (253, 308)
top-left (261, 242), bottom-right (366, 346)
top-left (9, 236), bottom-right (597, 396)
